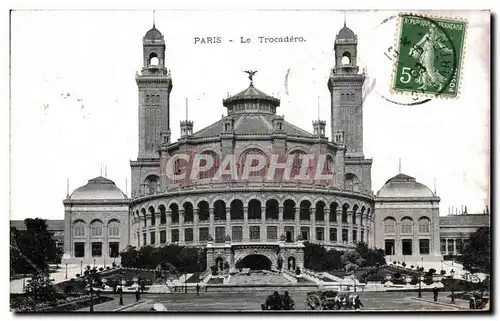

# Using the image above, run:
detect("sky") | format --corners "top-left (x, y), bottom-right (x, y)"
top-left (10, 9), bottom-right (490, 220)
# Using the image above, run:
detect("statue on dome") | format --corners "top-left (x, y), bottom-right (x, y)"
top-left (243, 70), bottom-right (258, 85)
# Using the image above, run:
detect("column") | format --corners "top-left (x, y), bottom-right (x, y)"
top-left (445, 238), bottom-right (448, 255)
top-left (294, 206), bottom-right (300, 241)
top-left (166, 210), bottom-right (172, 244)
top-left (452, 238), bottom-right (456, 255)
top-left (325, 209), bottom-right (330, 242)
top-left (278, 206), bottom-right (284, 237)
top-left (261, 206), bottom-right (266, 241)
top-left (311, 208), bottom-right (316, 241)
top-left (209, 207), bottom-right (215, 239)
top-left (102, 223), bottom-right (108, 265)
top-left (243, 206), bottom-right (249, 241)
top-left (155, 212), bottom-right (161, 245)
top-left (193, 209), bottom-right (199, 244)
top-left (225, 208), bottom-right (231, 241)
top-left (139, 216), bottom-right (145, 246)
top-left (145, 214), bottom-right (152, 244)
top-left (347, 211), bottom-right (353, 244)
top-left (86, 223), bottom-right (91, 261)
top-left (337, 210), bottom-right (343, 243)
top-left (179, 210), bottom-right (185, 244)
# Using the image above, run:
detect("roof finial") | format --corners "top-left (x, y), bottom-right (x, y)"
top-left (434, 177), bottom-right (437, 194)
top-left (100, 163), bottom-right (103, 176)
top-left (125, 177), bottom-right (128, 197)
top-left (185, 98), bottom-right (188, 120)
top-left (344, 11), bottom-right (347, 27)
top-left (398, 158), bottom-right (401, 173)
top-left (153, 9), bottom-right (156, 28)
top-left (243, 70), bottom-right (258, 86)
top-left (105, 164), bottom-right (108, 178)
top-left (66, 178), bottom-right (69, 198)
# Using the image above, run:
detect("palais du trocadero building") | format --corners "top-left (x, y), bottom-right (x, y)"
top-left (61, 23), bottom-right (445, 269)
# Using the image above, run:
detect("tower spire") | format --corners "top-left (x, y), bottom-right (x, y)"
top-left (434, 177), bottom-right (437, 194)
top-left (344, 11), bottom-right (346, 27)
top-left (100, 163), bottom-right (103, 176)
top-left (153, 9), bottom-right (156, 27)
top-left (66, 178), bottom-right (69, 198)
top-left (185, 98), bottom-right (188, 121)
top-left (398, 158), bottom-right (401, 173)
top-left (105, 164), bottom-right (108, 178)
top-left (317, 96), bottom-right (320, 120)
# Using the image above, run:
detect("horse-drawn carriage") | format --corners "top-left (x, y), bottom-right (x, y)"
top-left (306, 291), bottom-right (358, 310)
top-left (261, 291), bottom-right (295, 310)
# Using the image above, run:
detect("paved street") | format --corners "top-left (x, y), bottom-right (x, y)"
top-left (114, 290), bottom-right (469, 312)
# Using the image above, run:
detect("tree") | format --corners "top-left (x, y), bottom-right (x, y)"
top-left (25, 272), bottom-right (57, 303)
top-left (354, 242), bottom-right (386, 267)
top-left (10, 219), bottom-right (58, 274)
top-left (341, 250), bottom-right (364, 267)
top-left (459, 227), bottom-right (490, 273)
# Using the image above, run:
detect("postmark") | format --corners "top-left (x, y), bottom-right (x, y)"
top-left (391, 13), bottom-right (467, 99)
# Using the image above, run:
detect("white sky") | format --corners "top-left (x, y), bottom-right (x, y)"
top-left (10, 9), bottom-right (490, 220)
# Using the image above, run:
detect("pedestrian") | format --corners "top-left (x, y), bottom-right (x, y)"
top-left (469, 298), bottom-right (475, 310)
top-left (353, 295), bottom-right (363, 310)
top-left (196, 283), bottom-right (200, 295)
top-left (135, 288), bottom-right (140, 302)
top-left (174, 285), bottom-right (177, 292)
top-left (433, 287), bottom-right (439, 302)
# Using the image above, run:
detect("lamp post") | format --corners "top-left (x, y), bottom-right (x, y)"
top-left (102, 277), bottom-right (107, 292)
top-left (80, 260), bottom-right (83, 275)
top-left (352, 274), bottom-right (357, 293)
top-left (65, 263), bottom-right (68, 279)
top-left (418, 275), bottom-right (423, 298)
top-left (84, 267), bottom-right (97, 312)
top-left (450, 269), bottom-right (455, 304)
top-left (93, 258), bottom-right (96, 269)
top-left (421, 257), bottom-right (423, 271)
top-left (185, 274), bottom-right (187, 293)
top-left (120, 278), bottom-right (126, 306)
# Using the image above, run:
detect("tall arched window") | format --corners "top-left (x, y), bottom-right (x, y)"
top-left (352, 205), bottom-right (359, 224)
top-left (418, 217), bottom-right (431, 233)
top-left (401, 217), bottom-right (413, 234)
top-left (198, 201), bottom-right (210, 221)
top-left (90, 219), bottom-right (103, 237)
top-left (214, 200), bottom-right (226, 221)
top-left (315, 201), bottom-right (325, 221)
top-left (329, 202), bottom-right (338, 222)
top-left (198, 151), bottom-right (220, 180)
top-left (230, 199), bottom-right (244, 220)
top-left (283, 199), bottom-right (296, 220)
top-left (341, 52), bottom-right (351, 65)
top-left (248, 199), bottom-right (262, 220)
top-left (73, 220), bottom-right (86, 237)
top-left (108, 219), bottom-right (120, 237)
top-left (265, 199), bottom-right (279, 220)
top-left (145, 175), bottom-right (160, 195)
top-left (183, 202), bottom-right (194, 222)
top-left (383, 217), bottom-right (396, 234)
top-left (342, 203), bottom-right (349, 223)
top-left (159, 205), bottom-right (166, 225)
top-left (239, 149), bottom-right (267, 179)
top-left (170, 204), bottom-right (179, 223)
top-left (299, 200), bottom-right (311, 220)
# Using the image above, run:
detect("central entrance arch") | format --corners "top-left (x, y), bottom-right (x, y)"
top-left (240, 254), bottom-right (272, 270)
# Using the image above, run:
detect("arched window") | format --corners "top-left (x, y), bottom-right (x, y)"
top-left (214, 200), bottom-right (226, 221)
top-left (108, 219), bottom-right (120, 237)
top-left (265, 199), bottom-right (279, 220)
top-left (145, 175), bottom-right (159, 195)
top-left (401, 217), bottom-right (413, 234)
top-left (149, 52), bottom-right (159, 66)
top-left (329, 202), bottom-right (338, 222)
top-left (141, 208), bottom-right (147, 227)
top-left (230, 199), bottom-right (244, 220)
top-left (159, 205), bottom-right (166, 225)
top-left (360, 206), bottom-right (366, 226)
top-left (342, 203), bottom-right (349, 223)
top-left (90, 219), bottom-right (103, 237)
top-left (315, 201), bottom-right (325, 221)
top-left (170, 204), bottom-right (179, 223)
top-left (73, 220), bottom-right (86, 237)
top-left (383, 217), bottom-right (396, 234)
top-left (183, 202), bottom-right (194, 222)
top-left (173, 157), bottom-right (188, 184)
top-left (198, 151), bottom-right (220, 180)
top-left (341, 52), bottom-right (351, 65)
top-left (149, 206), bottom-right (156, 226)
top-left (418, 217), bottom-right (431, 233)
top-left (299, 200), bottom-right (311, 220)
top-left (326, 155), bottom-right (334, 174)
top-left (198, 201), bottom-right (210, 221)
top-left (248, 199), bottom-right (262, 220)
top-left (352, 205), bottom-right (359, 224)
top-left (283, 199), bottom-right (296, 220)
top-left (344, 173), bottom-right (359, 191)
top-left (239, 149), bottom-right (267, 179)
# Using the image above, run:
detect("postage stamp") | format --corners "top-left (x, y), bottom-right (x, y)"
top-left (391, 14), bottom-right (467, 98)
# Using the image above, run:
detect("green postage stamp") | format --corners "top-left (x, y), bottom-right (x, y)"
top-left (392, 14), bottom-right (467, 98)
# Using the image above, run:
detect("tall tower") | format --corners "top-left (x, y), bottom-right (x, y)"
top-left (135, 24), bottom-right (173, 159)
top-left (328, 22), bottom-right (365, 158)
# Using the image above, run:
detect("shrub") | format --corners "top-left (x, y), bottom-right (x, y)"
top-left (106, 266), bottom-right (111, 270)
top-left (428, 268), bottom-right (436, 275)
top-left (393, 261), bottom-right (397, 265)
top-left (210, 265), bottom-right (218, 276)
top-left (402, 262), bottom-right (406, 267)
top-left (440, 270), bottom-right (446, 275)
top-left (112, 262), bottom-right (117, 268)
top-left (410, 265), bottom-right (414, 269)
top-left (295, 267), bottom-right (301, 275)
top-left (98, 267), bottom-right (104, 272)
top-left (393, 272), bottom-right (402, 279)
top-left (75, 274), bottom-right (80, 278)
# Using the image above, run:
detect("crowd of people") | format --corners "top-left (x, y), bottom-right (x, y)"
top-left (261, 291), bottom-right (295, 310)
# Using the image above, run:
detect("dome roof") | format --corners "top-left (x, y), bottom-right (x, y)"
top-left (144, 26), bottom-right (164, 41)
top-left (337, 25), bottom-right (356, 40)
top-left (223, 84), bottom-right (280, 107)
top-left (70, 176), bottom-right (127, 200)
top-left (376, 173), bottom-right (435, 198)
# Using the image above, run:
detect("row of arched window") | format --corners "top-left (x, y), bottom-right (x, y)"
top-left (383, 216), bottom-right (431, 234)
top-left (135, 200), bottom-right (372, 227)
top-left (73, 219), bottom-right (120, 237)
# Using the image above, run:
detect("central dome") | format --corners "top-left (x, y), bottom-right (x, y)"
top-left (376, 173), bottom-right (435, 198)
top-left (222, 83), bottom-right (280, 112)
top-left (70, 176), bottom-right (127, 200)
